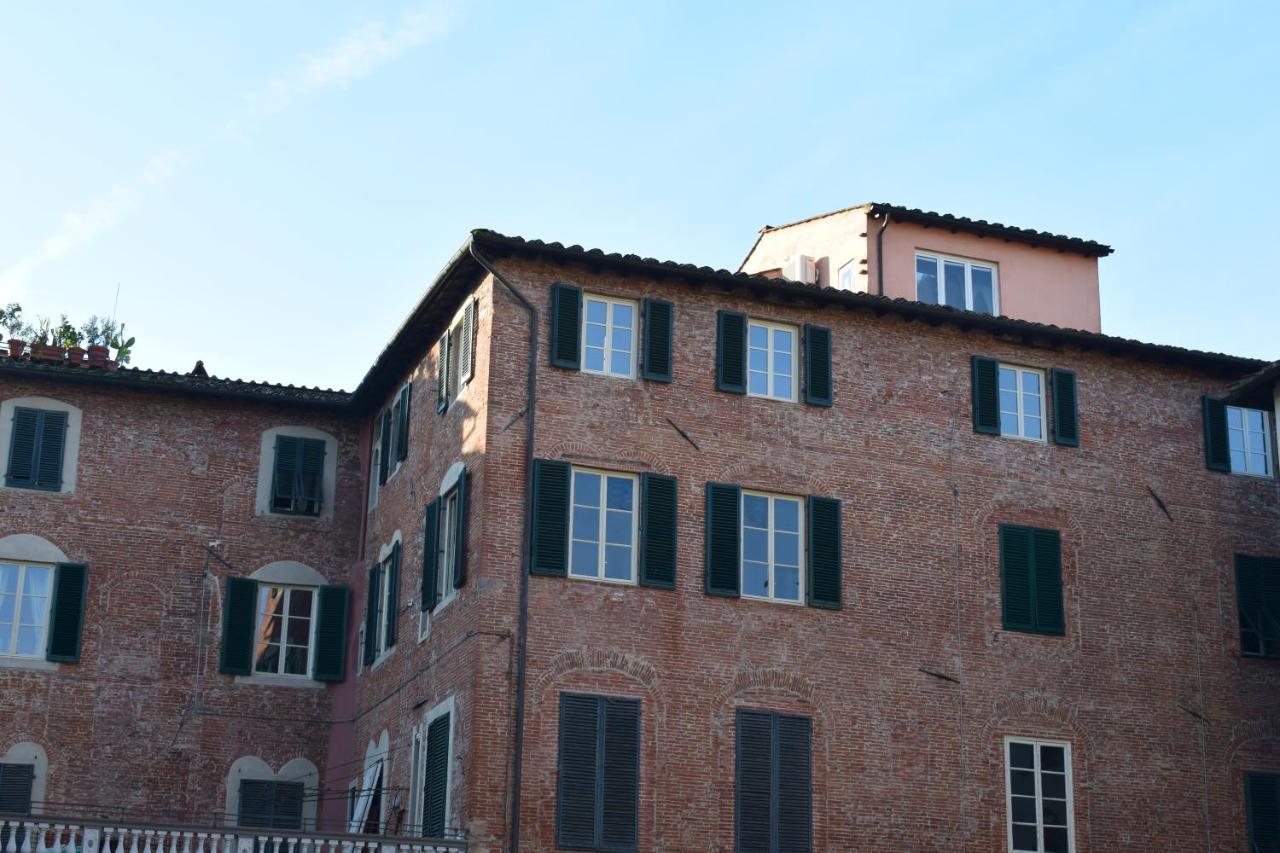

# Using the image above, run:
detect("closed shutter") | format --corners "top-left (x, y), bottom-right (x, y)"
top-left (0, 763), bottom-right (35, 815)
top-left (550, 283), bottom-right (582, 369)
top-left (717, 311), bottom-right (747, 393)
top-left (639, 473), bottom-right (677, 589)
top-left (298, 438), bottom-right (325, 512)
top-left (531, 460), bottom-right (570, 576)
top-left (46, 562), bottom-right (89, 662)
top-left (557, 694), bottom-right (600, 848)
top-left (971, 356), bottom-right (1000, 435)
top-left (421, 499), bottom-right (440, 612)
top-left (239, 780), bottom-right (304, 829)
top-left (4, 408), bottom-right (39, 487)
top-left (272, 781), bottom-right (304, 830)
top-left (736, 710), bottom-right (812, 853)
top-left (312, 585), bottom-right (350, 682)
top-left (736, 710), bottom-right (773, 853)
top-left (641, 298), bottom-right (673, 382)
top-left (1246, 772), bottom-right (1280, 851)
top-left (601, 698), bottom-right (640, 849)
top-left (272, 435), bottom-right (300, 509)
top-left (437, 333), bottom-right (451, 413)
top-left (1236, 554), bottom-right (1280, 658)
top-left (363, 565), bottom-right (381, 666)
top-left (803, 325), bottom-right (833, 407)
top-left (775, 715), bottom-right (813, 853)
top-left (706, 483), bottom-right (741, 597)
top-left (452, 470), bottom-right (468, 589)
top-left (1031, 528), bottom-right (1065, 635)
top-left (1000, 525), bottom-right (1064, 635)
top-left (459, 298), bottom-right (477, 385)
top-left (1050, 369), bottom-right (1079, 447)
top-left (397, 386), bottom-right (412, 462)
top-left (806, 497), bottom-right (841, 609)
top-left (378, 411), bottom-right (392, 484)
top-left (384, 544), bottom-right (400, 648)
top-left (1203, 396), bottom-right (1231, 471)
top-left (4, 408), bottom-right (65, 490)
top-left (423, 713), bottom-right (450, 837)
top-left (220, 576), bottom-right (258, 675)
top-left (35, 410), bottom-right (67, 489)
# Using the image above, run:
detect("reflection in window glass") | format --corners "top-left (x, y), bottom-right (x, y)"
top-left (741, 492), bottom-right (803, 603)
top-left (0, 562), bottom-right (51, 657)
top-left (582, 296), bottom-right (635, 378)
top-left (998, 365), bottom-right (1045, 441)
top-left (747, 322), bottom-right (796, 402)
top-left (254, 586), bottom-right (315, 676)
top-left (915, 252), bottom-right (997, 315)
top-left (1226, 405), bottom-right (1273, 476)
top-left (915, 255), bottom-right (939, 304)
top-left (570, 469), bottom-right (637, 583)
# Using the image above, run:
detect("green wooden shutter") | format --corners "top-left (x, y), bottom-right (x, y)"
top-left (452, 469), bottom-right (469, 589)
top-left (272, 435), bottom-right (300, 509)
top-left (272, 782), bottom-right (305, 830)
top-left (972, 356), bottom-right (1000, 435)
top-left (46, 562), bottom-right (88, 662)
top-left (363, 564), bottom-right (380, 666)
top-left (384, 543), bottom-right (400, 647)
top-left (0, 763), bottom-right (34, 815)
top-left (776, 714), bottom-right (813, 853)
top-left (298, 438), bottom-right (325, 512)
top-left (312, 585), bottom-right (349, 682)
top-left (641, 298), bottom-right (674, 382)
top-left (736, 709), bottom-right (773, 853)
top-left (4, 407), bottom-right (39, 487)
top-left (601, 697), bottom-right (640, 849)
top-left (1050, 369), bottom-right (1079, 447)
top-left (397, 386), bottom-right (412, 462)
top-left (378, 411), bottom-right (392, 484)
top-left (1236, 554), bottom-right (1280, 658)
top-left (34, 410), bottom-right (66, 489)
top-left (557, 694), bottom-right (600, 848)
top-left (639, 473), bottom-right (677, 589)
top-left (531, 459), bottom-right (570, 576)
top-left (1246, 772), bottom-right (1280, 851)
top-left (803, 325), bottom-right (833, 407)
top-left (1000, 526), bottom-right (1036, 632)
top-left (421, 499), bottom-right (440, 612)
top-left (1203, 396), bottom-right (1231, 471)
top-left (806, 496), bottom-right (841, 609)
top-left (220, 576), bottom-right (258, 674)
top-left (705, 483), bottom-right (741, 597)
top-left (1031, 528), bottom-right (1065, 635)
top-left (550, 283), bottom-right (582, 369)
top-left (437, 332), bottom-right (451, 413)
top-left (238, 779), bottom-right (275, 828)
top-left (423, 712), bottom-right (451, 837)
top-left (716, 311), bottom-right (747, 393)
top-left (389, 398), bottom-right (403, 463)
top-left (447, 327), bottom-right (461, 400)
top-left (459, 297), bottom-right (477, 385)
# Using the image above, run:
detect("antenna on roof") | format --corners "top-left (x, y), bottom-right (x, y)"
top-left (111, 282), bottom-right (121, 324)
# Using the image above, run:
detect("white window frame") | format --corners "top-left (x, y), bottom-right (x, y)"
top-left (386, 381), bottom-right (412, 484)
top-left (251, 584), bottom-right (319, 678)
top-left (1004, 736), bottom-right (1075, 853)
top-left (998, 364), bottom-right (1047, 443)
top-left (838, 260), bottom-right (856, 291)
top-left (371, 537), bottom-right (400, 666)
top-left (0, 561), bottom-right (54, 659)
top-left (568, 467), bottom-right (639, 585)
top-left (581, 294), bottom-right (638, 380)
top-left (1226, 404), bottom-right (1274, 477)
top-left (915, 251), bottom-right (1000, 314)
top-left (0, 396), bottom-right (83, 496)
top-left (408, 695), bottom-right (455, 837)
top-left (747, 319), bottom-right (799, 403)
top-left (740, 490), bottom-right (805, 605)
top-left (419, 486), bottom-right (462, 642)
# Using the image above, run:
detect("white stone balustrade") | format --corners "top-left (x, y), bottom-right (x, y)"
top-left (0, 821), bottom-right (463, 853)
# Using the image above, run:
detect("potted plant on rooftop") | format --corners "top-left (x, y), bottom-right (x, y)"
top-left (53, 315), bottom-right (84, 366)
top-left (107, 323), bottom-right (135, 371)
top-left (30, 317), bottom-right (63, 363)
top-left (0, 304), bottom-right (29, 359)
top-left (80, 316), bottom-right (113, 367)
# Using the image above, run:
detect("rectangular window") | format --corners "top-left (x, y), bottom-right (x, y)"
top-left (270, 436), bottom-right (325, 516)
top-left (1005, 738), bottom-right (1074, 853)
top-left (377, 551), bottom-right (397, 657)
top-left (736, 709), bottom-right (811, 853)
top-left (4, 407), bottom-right (67, 491)
top-left (253, 585), bottom-right (316, 677)
top-left (0, 561), bottom-right (52, 657)
top-left (741, 492), bottom-right (803, 603)
top-left (1246, 772), bottom-right (1280, 852)
top-left (916, 252), bottom-right (998, 314)
top-left (1227, 405), bottom-right (1274, 477)
top-left (569, 468), bottom-right (638, 584)
top-left (838, 261), bottom-right (855, 291)
top-left (1236, 554), bottom-right (1280, 658)
top-left (999, 365), bottom-right (1046, 441)
top-left (438, 489), bottom-right (460, 601)
top-left (557, 693), bottom-right (640, 851)
top-left (0, 762), bottom-right (35, 816)
top-left (1000, 525), bottom-right (1065, 636)
top-left (238, 779), bottom-right (305, 830)
top-left (582, 295), bottom-right (636, 379)
top-left (747, 320), bottom-right (797, 401)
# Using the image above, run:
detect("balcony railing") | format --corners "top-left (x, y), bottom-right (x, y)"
top-left (0, 819), bottom-right (465, 853)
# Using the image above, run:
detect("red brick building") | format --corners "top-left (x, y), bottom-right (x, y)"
top-left (2, 205), bottom-right (1278, 852)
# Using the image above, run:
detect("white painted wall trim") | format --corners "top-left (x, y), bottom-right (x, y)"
top-left (2, 741), bottom-right (48, 816)
top-left (224, 755), bottom-right (320, 828)
top-left (0, 396), bottom-right (82, 495)
top-left (0, 534), bottom-right (69, 564)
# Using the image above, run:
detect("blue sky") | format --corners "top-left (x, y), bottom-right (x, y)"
top-left (2, 1), bottom-right (1276, 390)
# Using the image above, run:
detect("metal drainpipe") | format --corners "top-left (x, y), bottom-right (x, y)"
top-left (467, 243), bottom-right (538, 853)
top-left (875, 210), bottom-right (892, 296)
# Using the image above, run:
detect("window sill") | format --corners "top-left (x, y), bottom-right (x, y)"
top-left (740, 593), bottom-right (804, 606)
top-left (581, 368), bottom-right (637, 381)
top-left (997, 433), bottom-right (1047, 444)
top-left (745, 393), bottom-right (797, 404)
top-left (568, 573), bottom-right (638, 587)
top-left (0, 655), bottom-right (59, 671)
top-left (418, 593), bottom-right (457, 643)
top-left (234, 673), bottom-right (324, 689)
top-left (0, 483), bottom-right (71, 495)
top-left (368, 648), bottom-right (396, 672)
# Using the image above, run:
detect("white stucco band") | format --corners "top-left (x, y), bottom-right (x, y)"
top-left (0, 395), bottom-right (83, 495)
top-left (249, 560), bottom-right (328, 587)
top-left (255, 426), bottom-right (339, 521)
top-left (2, 742), bottom-right (48, 815)
top-left (0, 533), bottom-right (69, 564)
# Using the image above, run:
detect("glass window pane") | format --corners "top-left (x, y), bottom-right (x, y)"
top-left (972, 267), bottom-right (994, 314)
top-left (1040, 746), bottom-right (1065, 772)
top-left (1009, 741), bottom-right (1034, 768)
top-left (1043, 827), bottom-right (1069, 853)
top-left (1246, 409), bottom-right (1264, 431)
top-left (606, 476), bottom-right (633, 511)
top-left (1011, 795), bottom-right (1037, 823)
top-left (570, 541), bottom-right (599, 578)
top-left (774, 352), bottom-right (792, 377)
top-left (613, 303), bottom-right (633, 329)
top-left (605, 510), bottom-right (632, 545)
top-left (772, 328), bottom-right (793, 355)
top-left (1042, 797), bottom-right (1067, 826)
top-left (944, 261), bottom-right (966, 309)
top-left (18, 594), bottom-right (46, 624)
top-left (774, 533), bottom-right (799, 569)
top-left (286, 616), bottom-right (311, 645)
top-left (772, 374), bottom-right (792, 400)
top-left (748, 373), bottom-right (769, 395)
top-left (604, 545), bottom-right (632, 581)
top-left (609, 351), bottom-right (630, 376)
top-left (586, 299), bottom-right (607, 324)
top-left (916, 256), bottom-right (939, 303)
top-left (775, 500), bottom-right (800, 533)
top-left (16, 624), bottom-right (42, 655)
top-left (572, 506), bottom-right (599, 542)
top-left (743, 561), bottom-right (769, 597)
top-left (1000, 390), bottom-right (1018, 414)
top-left (585, 324), bottom-right (606, 347)
top-left (1001, 413), bottom-right (1020, 436)
top-left (743, 495), bottom-right (769, 528)
top-left (1022, 371), bottom-right (1041, 395)
top-left (1227, 406), bottom-right (1244, 429)
top-left (0, 565), bottom-right (17, 594)
top-left (22, 567), bottom-right (49, 598)
top-left (999, 367), bottom-right (1017, 391)
top-left (1230, 449), bottom-right (1247, 472)
top-left (749, 325), bottom-right (768, 347)
top-left (1010, 824), bottom-right (1038, 851)
top-left (0, 593), bottom-right (14, 624)
top-left (1010, 769), bottom-right (1035, 796)
top-left (774, 565), bottom-right (800, 601)
top-left (284, 645), bottom-right (309, 675)
top-left (749, 349), bottom-right (768, 372)
top-left (1248, 452), bottom-right (1268, 475)
top-left (584, 348), bottom-right (605, 372)
top-left (1024, 417), bottom-right (1043, 441)
top-left (255, 643), bottom-right (280, 674)
top-left (743, 529), bottom-right (768, 563)
top-left (1041, 773), bottom-right (1066, 798)
top-left (574, 472), bottom-right (601, 507)
top-left (288, 590), bottom-right (313, 617)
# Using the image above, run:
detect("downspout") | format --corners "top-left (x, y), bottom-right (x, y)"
top-left (875, 209), bottom-right (892, 296)
top-left (468, 243), bottom-right (537, 853)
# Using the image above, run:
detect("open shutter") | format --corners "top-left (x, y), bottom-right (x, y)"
top-left (272, 435), bottom-right (300, 506)
top-left (550, 283), bottom-right (582, 369)
top-left (437, 333), bottom-right (451, 413)
top-left (453, 470), bottom-right (469, 589)
top-left (776, 715), bottom-right (813, 853)
top-left (806, 497), bottom-right (841, 609)
top-left (384, 543), bottom-right (400, 647)
top-left (1031, 528), bottom-right (1065, 635)
top-left (531, 460), bottom-right (570, 576)
top-left (601, 698), bottom-right (640, 849)
top-left (46, 562), bottom-right (89, 662)
top-left (423, 712), bottom-right (451, 837)
top-left (641, 298), bottom-right (673, 382)
top-left (397, 386), bottom-right (412, 462)
top-left (5, 407), bottom-right (38, 486)
top-left (299, 438), bottom-right (325, 510)
top-left (803, 325), bottom-right (833, 407)
top-left (313, 585), bottom-right (349, 682)
top-left (705, 483), bottom-right (741, 597)
top-left (1050, 369), bottom-right (1079, 447)
top-left (639, 473), bottom-right (677, 589)
top-left (0, 764), bottom-right (34, 815)
top-left (459, 298), bottom-right (477, 385)
top-left (34, 410), bottom-right (66, 489)
top-left (716, 311), bottom-right (747, 393)
top-left (971, 356), bottom-right (1000, 435)
top-left (220, 576), bottom-right (258, 675)
top-left (1203, 396), bottom-right (1231, 471)
top-left (363, 565), bottom-right (380, 666)
top-left (1247, 773), bottom-right (1280, 851)
top-left (999, 526), bottom-right (1035, 633)
top-left (378, 411), bottom-right (392, 484)
top-left (557, 694), bottom-right (600, 848)
top-left (421, 499), bottom-right (440, 611)
top-left (389, 398), bottom-right (403, 464)
top-left (736, 709), bottom-right (773, 853)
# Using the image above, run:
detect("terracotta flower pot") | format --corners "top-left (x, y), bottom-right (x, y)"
top-left (6, 339), bottom-right (25, 359)
top-left (87, 344), bottom-right (109, 367)
top-left (37, 344), bottom-right (66, 363)
top-left (66, 345), bottom-right (86, 366)
top-left (104, 359), bottom-right (119, 372)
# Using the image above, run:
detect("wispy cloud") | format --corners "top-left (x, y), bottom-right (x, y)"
top-left (0, 2), bottom-right (459, 297)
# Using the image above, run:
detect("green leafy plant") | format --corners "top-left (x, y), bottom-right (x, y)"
top-left (0, 303), bottom-right (36, 340)
top-left (80, 315), bottom-right (116, 347)
top-left (110, 323), bottom-right (136, 364)
top-left (51, 315), bottom-right (83, 348)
